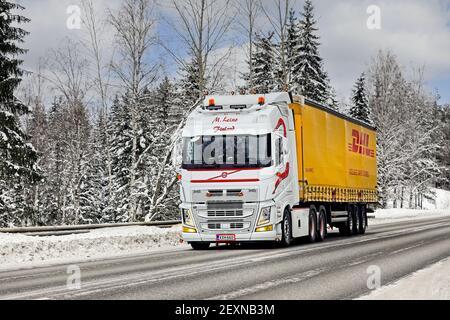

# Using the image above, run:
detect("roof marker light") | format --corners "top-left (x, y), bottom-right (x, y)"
top-left (258, 96), bottom-right (265, 105)
top-left (209, 98), bottom-right (215, 106)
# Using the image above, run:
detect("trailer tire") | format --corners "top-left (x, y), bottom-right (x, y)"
top-left (354, 205), bottom-right (361, 235)
top-left (344, 205), bottom-right (355, 236)
top-left (280, 208), bottom-right (293, 247)
top-left (190, 242), bottom-right (210, 250)
top-left (308, 206), bottom-right (317, 243)
top-left (317, 206), bottom-right (327, 242)
top-left (359, 204), bottom-right (367, 234)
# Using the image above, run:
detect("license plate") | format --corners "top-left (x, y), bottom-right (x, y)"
top-left (216, 234), bottom-right (236, 242)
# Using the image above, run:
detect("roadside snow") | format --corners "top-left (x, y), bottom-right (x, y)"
top-left (358, 257), bottom-right (450, 300)
top-left (0, 225), bottom-right (186, 271)
top-left (370, 208), bottom-right (450, 225)
top-left (423, 188), bottom-right (450, 210)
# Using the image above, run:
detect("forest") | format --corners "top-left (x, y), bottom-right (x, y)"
top-left (1, 0), bottom-right (449, 227)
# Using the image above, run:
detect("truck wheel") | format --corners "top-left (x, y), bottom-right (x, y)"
top-left (190, 242), bottom-right (210, 250)
top-left (281, 208), bottom-right (293, 247)
top-left (359, 204), bottom-right (367, 234)
top-left (317, 206), bottom-right (327, 242)
top-left (308, 206), bottom-right (317, 243)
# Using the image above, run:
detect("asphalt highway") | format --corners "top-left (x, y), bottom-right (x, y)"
top-left (1, 216), bottom-right (449, 300)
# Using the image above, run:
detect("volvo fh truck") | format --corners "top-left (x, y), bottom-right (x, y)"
top-left (178, 92), bottom-right (377, 250)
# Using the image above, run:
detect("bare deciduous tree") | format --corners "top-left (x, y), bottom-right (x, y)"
top-left (165, 0), bottom-right (235, 96)
top-left (235, 0), bottom-right (261, 91)
top-left (261, 0), bottom-right (291, 90)
top-left (109, 0), bottom-right (159, 221)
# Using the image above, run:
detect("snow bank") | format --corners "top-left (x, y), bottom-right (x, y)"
top-left (370, 208), bottom-right (450, 225)
top-left (358, 257), bottom-right (450, 300)
top-left (0, 225), bottom-right (185, 271)
top-left (423, 188), bottom-right (450, 210)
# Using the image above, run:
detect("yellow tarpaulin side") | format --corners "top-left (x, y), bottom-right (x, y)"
top-left (290, 100), bottom-right (378, 203)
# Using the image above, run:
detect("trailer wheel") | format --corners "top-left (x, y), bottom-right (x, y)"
top-left (190, 242), bottom-right (210, 250)
top-left (344, 205), bottom-right (355, 236)
top-left (317, 206), bottom-right (327, 242)
top-left (281, 208), bottom-right (293, 247)
top-left (354, 205), bottom-right (361, 234)
top-left (308, 206), bottom-right (317, 243)
top-left (359, 204), bottom-right (367, 234)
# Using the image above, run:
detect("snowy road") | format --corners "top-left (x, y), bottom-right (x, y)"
top-left (1, 216), bottom-right (450, 300)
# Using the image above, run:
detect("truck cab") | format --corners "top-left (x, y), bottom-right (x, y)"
top-left (179, 93), bottom-right (308, 249)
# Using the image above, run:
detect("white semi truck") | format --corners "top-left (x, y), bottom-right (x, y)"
top-left (178, 93), bottom-right (378, 250)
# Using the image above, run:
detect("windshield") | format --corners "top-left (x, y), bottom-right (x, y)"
top-left (182, 134), bottom-right (272, 169)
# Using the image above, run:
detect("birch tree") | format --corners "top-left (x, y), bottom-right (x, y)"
top-left (236, 0), bottom-right (261, 92)
top-left (109, 0), bottom-right (159, 221)
top-left (167, 0), bottom-right (235, 98)
top-left (261, 0), bottom-right (291, 90)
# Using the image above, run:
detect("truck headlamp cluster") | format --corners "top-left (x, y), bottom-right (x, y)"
top-left (182, 209), bottom-right (195, 227)
top-left (257, 206), bottom-right (272, 226)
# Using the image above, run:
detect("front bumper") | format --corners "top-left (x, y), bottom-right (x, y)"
top-left (182, 228), bottom-right (280, 243)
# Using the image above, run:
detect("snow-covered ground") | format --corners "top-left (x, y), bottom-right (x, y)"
top-left (370, 188), bottom-right (450, 225)
top-left (369, 208), bottom-right (450, 225)
top-left (358, 257), bottom-right (450, 300)
top-left (422, 188), bottom-right (450, 210)
top-left (0, 225), bottom-right (186, 271)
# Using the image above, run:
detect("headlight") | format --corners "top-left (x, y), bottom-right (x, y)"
top-left (257, 206), bottom-right (272, 226)
top-left (182, 209), bottom-right (195, 227)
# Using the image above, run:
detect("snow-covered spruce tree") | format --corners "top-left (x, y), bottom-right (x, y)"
top-left (294, 0), bottom-right (330, 103)
top-left (286, 8), bottom-right (302, 92)
top-left (350, 73), bottom-right (372, 124)
top-left (250, 32), bottom-right (277, 94)
top-left (85, 109), bottom-right (114, 223)
top-left (108, 94), bottom-right (133, 222)
top-left (326, 86), bottom-right (340, 111)
top-left (0, 1), bottom-right (40, 226)
top-left (436, 104), bottom-right (450, 189)
top-left (143, 84), bottom-right (181, 221)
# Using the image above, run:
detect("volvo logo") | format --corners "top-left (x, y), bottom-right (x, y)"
top-left (221, 172), bottom-right (228, 179)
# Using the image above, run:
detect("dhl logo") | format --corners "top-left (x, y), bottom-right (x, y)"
top-left (348, 129), bottom-right (375, 158)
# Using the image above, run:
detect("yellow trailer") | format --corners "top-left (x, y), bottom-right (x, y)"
top-left (289, 96), bottom-right (378, 204)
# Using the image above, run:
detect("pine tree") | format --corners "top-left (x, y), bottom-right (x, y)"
top-left (250, 32), bottom-right (277, 94)
top-left (0, 2), bottom-right (40, 226)
top-left (109, 94), bottom-right (133, 221)
top-left (0, 2), bottom-right (39, 182)
top-left (153, 77), bottom-right (179, 128)
top-left (350, 73), bottom-right (371, 124)
top-left (286, 8), bottom-right (302, 92)
top-left (327, 86), bottom-right (340, 111)
top-left (294, 0), bottom-right (330, 103)
top-left (179, 57), bottom-right (204, 107)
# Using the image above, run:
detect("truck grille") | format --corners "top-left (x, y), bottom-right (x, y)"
top-left (207, 202), bottom-right (244, 218)
top-left (207, 210), bottom-right (244, 217)
top-left (196, 201), bottom-right (255, 233)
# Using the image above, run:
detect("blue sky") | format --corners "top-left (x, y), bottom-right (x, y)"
top-left (16, 0), bottom-right (450, 105)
